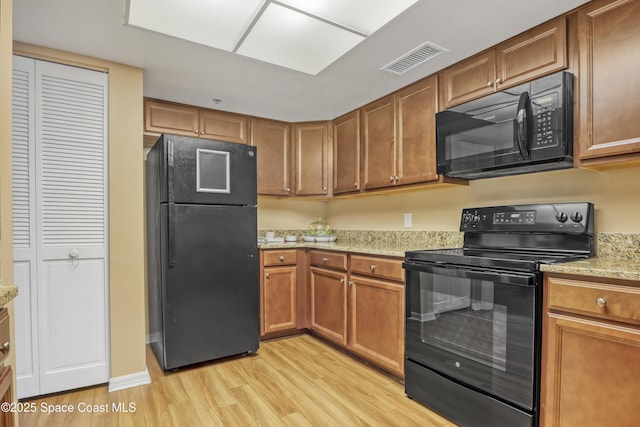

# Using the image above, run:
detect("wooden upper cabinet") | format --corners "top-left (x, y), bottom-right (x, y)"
top-left (144, 98), bottom-right (248, 145)
top-left (144, 99), bottom-right (199, 138)
top-left (293, 121), bottom-right (329, 196)
top-left (362, 94), bottom-right (397, 190)
top-left (396, 76), bottom-right (439, 185)
top-left (439, 16), bottom-right (567, 109)
top-left (333, 110), bottom-right (361, 194)
top-left (250, 118), bottom-right (291, 196)
top-left (576, 0), bottom-right (640, 162)
top-left (495, 16), bottom-right (567, 90)
top-left (199, 109), bottom-right (248, 144)
top-left (439, 51), bottom-right (496, 109)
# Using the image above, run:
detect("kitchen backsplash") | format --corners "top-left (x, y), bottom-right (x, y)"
top-left (259, 230), bottom-right (640, 260)
top-left (597, 233), bottom-right (640, 260)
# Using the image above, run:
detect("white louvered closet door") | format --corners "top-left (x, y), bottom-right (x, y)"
top-left (12, 56), bottom-right (110, 398)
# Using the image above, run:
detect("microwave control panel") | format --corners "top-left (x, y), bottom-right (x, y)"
top-left (533, 92), bottom-right (559, 148)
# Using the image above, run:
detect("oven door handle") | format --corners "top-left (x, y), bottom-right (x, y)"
top-left (403, 262), bottom-right (536, 286)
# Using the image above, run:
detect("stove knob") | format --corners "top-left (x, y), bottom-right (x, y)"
top-left (472, 214), bottom-right (481, 225)
top-left (556, 212), bottom-right (568, 223)
top-left (570, 212), bottom-right (583, 223)
top-left (462, 212), bottom-right (473, 226)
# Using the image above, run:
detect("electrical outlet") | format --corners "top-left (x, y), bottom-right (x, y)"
top-left (404, 213), bottom-right (412, 228)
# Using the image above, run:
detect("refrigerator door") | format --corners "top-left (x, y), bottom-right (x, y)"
top-left (161, 204), bottom-right (259, 369)
top-left (156, 134), bottom-right (257, 206)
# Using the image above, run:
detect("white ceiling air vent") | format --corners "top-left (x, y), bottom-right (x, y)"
top-left (381, 41), bottom-right (448, 75)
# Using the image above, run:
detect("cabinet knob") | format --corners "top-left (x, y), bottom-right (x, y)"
top-left (340, 278), bottom-right (345, 284)
top-left (286, 188), bottom-right (291, 192)
top-left (0, 341), bottom-right (8, 354)
top-left (370, 264), bottom-right (376, 271)
top-left (389, 176), bottom-right (394, 182)
top-left (596, 297), bottom-right (606, 307)
top-left (394, 176), bottom-right (399, 182)
top-left (322, 257), bottom-right (329, 263)
top-left (279, 256), bottom-right (285, 261)
top-left (265, 272), bottom-right (270, 278)
top-left (486, 81), bottom-right (494, 87)
top-left (194, 130), bottom-right (199, 134)
top-left (495, 78), bottom-right (503, 85)
top-left (348, 281), bottom-right (354, 286)
top-left (354, 182), bottom-right (358, 187)
top-left (323, 187), bottom-right (327, 192)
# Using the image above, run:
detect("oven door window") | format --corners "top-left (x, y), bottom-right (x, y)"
top-left (405, 264), bottom-right (538, 411)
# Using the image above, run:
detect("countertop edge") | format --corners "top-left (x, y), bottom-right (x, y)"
top-left (0, 285), bottom-right (18, 307)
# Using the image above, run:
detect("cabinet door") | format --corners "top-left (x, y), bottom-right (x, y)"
top-left (333, 111), bottom-right (361, 194)
top-left (348, 276), bottom-right (404, 377)
top-left (250, 118), bottom-right (291, 196)
top-left (396, 76), bottom-right (439, 185)
top-left (495, 16), bottom-right (567, 90)
top-left (199, 110), bottom-right (248, 144)
top-left (362, 95), bottom-right (397, 190)
top-left (542, 313), bottom-right (640, 427)
top-left (293, 122), bottom-right (329, 196)
top-left (263, 266), bottom-right (297, 334)
top-left (438, 50), bottom-right (496, 109)
top-left (144, 99), bottom-right (199, 137)
top-left (310, 267), bottom-right (348, 346)
top-left (0, 366), bottom-right (13, 427)
top-left (577, 0), bottom-right (640, 161)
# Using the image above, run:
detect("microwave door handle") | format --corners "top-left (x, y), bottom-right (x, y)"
top-left (516, 92), bottom-right (533, 160)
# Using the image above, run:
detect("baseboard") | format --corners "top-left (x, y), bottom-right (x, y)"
top-left (108, 369), bottom-right (151, 393)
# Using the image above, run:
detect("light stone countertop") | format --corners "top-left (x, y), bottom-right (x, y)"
top-left (259, 231), bottom-right (640, 282)
top-left (541, 257), bottom-right (640, 282)
top-left (0, 286), bottom-right (18, 307)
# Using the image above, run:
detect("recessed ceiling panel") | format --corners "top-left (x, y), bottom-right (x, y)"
top-left (126, 0), bottom-right (263, 51)
top-left (277, 0), bottom-right (419, 34)
top-left (237, 3), bottom-right (365, 75)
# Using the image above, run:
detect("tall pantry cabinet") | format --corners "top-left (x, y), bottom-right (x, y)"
top-left (11, 56), bottom-right (110, 398)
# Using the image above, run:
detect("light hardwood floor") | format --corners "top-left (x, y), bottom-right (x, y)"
top-left (19, 334), bottom-right (456, 426)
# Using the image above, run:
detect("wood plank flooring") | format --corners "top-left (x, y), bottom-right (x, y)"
top-left (19, 334), bottom-right (457, 426)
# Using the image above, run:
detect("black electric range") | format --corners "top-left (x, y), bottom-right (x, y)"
top-left (403, 202), bottom-right (595, 427)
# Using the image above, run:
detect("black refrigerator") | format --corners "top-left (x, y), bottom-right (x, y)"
top-left (146, 134), bottom-right (259, 370)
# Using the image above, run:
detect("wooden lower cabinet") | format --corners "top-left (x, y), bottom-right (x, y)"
top-left (310, 266), bottom-right (348, 346)
top-left (262, 266), bottom-right (297, 334)
top-left (541, 275), bottom-right (640, 427)
top-left (0, 366), bottom-right (12, 427)
top-left (260, 249), bottom-right (301, 337)
top-left (348, 275), bottom-right (404, 377)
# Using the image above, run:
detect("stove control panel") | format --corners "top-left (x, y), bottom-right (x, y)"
top-left (460, 202), bottom-right (594, 234)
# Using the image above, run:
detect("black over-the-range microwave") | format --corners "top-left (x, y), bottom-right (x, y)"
top-left (436, 71), bottom-right (573, 180)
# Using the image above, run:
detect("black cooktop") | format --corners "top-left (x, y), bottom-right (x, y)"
top-left (405, 247), bottom-right (590, 272)
top-left (405, 203), bottom-right (595, 272)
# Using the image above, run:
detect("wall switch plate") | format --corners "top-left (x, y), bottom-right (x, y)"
top-left (404, 213), bottom-right (412, 228)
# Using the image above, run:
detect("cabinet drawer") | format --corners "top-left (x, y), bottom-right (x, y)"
top-left (0, 309), bottom-right (8, 366)
top-left (547, 277), bottom-right (640, 326)
top-left (263, 249), bottom-right (297, 266)
top-left (350, 255), bottom-right (404, 282)
top-left (310, 251), bottom-right (347, 271)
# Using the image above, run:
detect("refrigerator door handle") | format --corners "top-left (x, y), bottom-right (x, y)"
top-left (167, 139), bottom-right (175, 203)
top-left (168, 203), bottom-right (176, 267)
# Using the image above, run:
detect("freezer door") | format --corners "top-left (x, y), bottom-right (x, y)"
top-left (161, 204), bottom-right (259, 369)
top-left (156, 134), bottom-right (257, 205)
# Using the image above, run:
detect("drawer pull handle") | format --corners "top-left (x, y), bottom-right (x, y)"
top-left (596, 297), bottom-right (606, 307)
top-left (0, 341), bottom-right (9, 354)
top-left (370, 264), bottom-right (376, 271)
top-left (279, 256), bottom-right (285, 261)
top-left (322, 257), bottom-right (329, 263)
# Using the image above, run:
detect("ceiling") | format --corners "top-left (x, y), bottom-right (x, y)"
top-left (13, 0), bottom-right (590, 122)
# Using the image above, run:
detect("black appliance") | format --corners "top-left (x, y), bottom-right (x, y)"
top-left (436, 71), bottom-right (573, 179)
top-left (403, 202), bottom-right (594, 427)
top-left (146, 134), bottom-right (259, 370)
